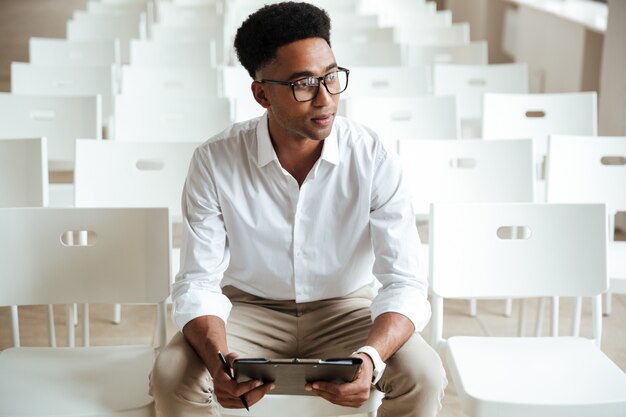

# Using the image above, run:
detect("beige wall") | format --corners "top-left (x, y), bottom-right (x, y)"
top-left (0, 0), bottom-right (86, 92)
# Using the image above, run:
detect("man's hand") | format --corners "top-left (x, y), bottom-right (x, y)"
top-left (304, 353), bottom-right (374, 408)
top-left (211, 352), bottom-right (275, 409)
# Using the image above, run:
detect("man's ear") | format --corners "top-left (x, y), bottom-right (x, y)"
top-left (251, 81), bottom-right (271, 109)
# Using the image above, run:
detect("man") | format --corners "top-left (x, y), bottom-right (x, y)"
top-left (149, 2), bottom-right (446, 417)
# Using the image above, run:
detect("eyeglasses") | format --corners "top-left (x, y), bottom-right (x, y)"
top-left (260, 67), bottom-right (350, 102)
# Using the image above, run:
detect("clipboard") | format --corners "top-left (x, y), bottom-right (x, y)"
top-left (233, 357), bottom-right (363, 395)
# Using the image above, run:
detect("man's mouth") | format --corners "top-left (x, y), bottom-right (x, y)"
top-left (311, 113), bottom-right (334, 127)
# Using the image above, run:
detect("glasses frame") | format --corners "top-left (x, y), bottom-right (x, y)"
top-left (260, 67), bottom-right (350, 102)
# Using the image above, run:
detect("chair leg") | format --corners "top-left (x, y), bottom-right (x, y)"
top-left (10, 305), bottom-right (20, 347)
top-left (571, 296), bottom-right (582, 337)
top-left (517, 299), bottom-right (526, 337)
top-left (47, 304), bottom-right (56, 347)
top-left (113, 303), bottom-right (122, 324)
top-left (504, 298), bottom-right (513, 317)
top-left (534, 297), bottom-right (546, 337)
top-left (603, 290), bottom-right (612, 316)
top-left (550, 296), bottom-right (559, 337)
top-left (468, 298), bottom-right (477, 317)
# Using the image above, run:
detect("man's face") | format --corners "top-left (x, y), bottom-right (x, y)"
top-left (255, 37), bottom-right (340, 143)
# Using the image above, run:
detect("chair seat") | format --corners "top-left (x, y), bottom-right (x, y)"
top-left (0, 345), bottom-right (156, 417)
top-left (220, 390), bottom-right (384, 417)
top-left (446, 336), bottom-right (626, 417)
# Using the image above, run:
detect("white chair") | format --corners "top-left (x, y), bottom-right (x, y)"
top-left (10, 62), bottom-right (115, 128)
top-left (433, 63), bottom-right (529, 138)
top-left (547, 135), bottom-right (626, 324)
top-left (150, 23), bottom-right (226, 65)
top-left (331, 26), bottom-right (396, 44)
top-left (430, 202), bottom-right (626, 417)
top-left (392, 10), bottom-right (453, 43)
top-left (0, 138), bottom-right (48, 208)
top-left (332, 42), bottom-right (404, 67)
top-left (400, 23), bottom-right (470, 46)
top-left (482, 92), bottom-right (598, 202)
top-left (399, 139), bottom-right (534, 319)
top-left (130, 39), bottom-right (216, 67)
top-left (114, 95), bottom-right (231, 142)
top-left (120, 65), bottom-right (220, 96)
top-left (0, 207), bottom-right (170, 417)
top-left (74, 140), bottom-right (196, 324)
top-left (342, 66), bottom-right (432, 98)
top-left (220, 66), bottom-right (263, 122)
top-left (157, 2), bottom-right (223, 26)
top-left (29, 38), bottom-right (121, 67)
top-left (345, 96), bottom-right (458, 152)
top-left (220, 390), bottom-right (383, 417)
top-left (329, 13), bottom-right (379, 30)
top-left (361, 0), bottom-right (436, 27)
top-left (406, 41), bottom-right (488, 66)
top-left (0, 93), bottom-right (102, 171)
top-left (67, 11), bottom-right (147, 63)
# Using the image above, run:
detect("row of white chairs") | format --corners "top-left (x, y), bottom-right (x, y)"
top-left (1, 202), bottom-right (625, 417)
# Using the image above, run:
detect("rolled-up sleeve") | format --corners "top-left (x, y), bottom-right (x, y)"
top-left (369, 146), bottom-right (431, 332)
top-left (171, 147), bottom-right (232, 332)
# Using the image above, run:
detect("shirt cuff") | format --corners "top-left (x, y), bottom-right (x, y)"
top-left (172, 288), bottom-right (233, 332)
top-left (370, 288), bottom-right (432, 332)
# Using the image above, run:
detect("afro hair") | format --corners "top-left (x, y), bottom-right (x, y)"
top-left (234, 2), bottom-right (331, 78)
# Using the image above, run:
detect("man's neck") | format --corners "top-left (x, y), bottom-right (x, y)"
top-left (270, 132), bottom-right (324, 188)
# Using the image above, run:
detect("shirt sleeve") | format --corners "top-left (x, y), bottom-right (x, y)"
top-left (171, 146), bottom-right (232, 332)
top-left (369, 144), bottom-right (431, 332)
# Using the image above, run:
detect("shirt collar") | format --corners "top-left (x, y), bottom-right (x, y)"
top-left (255, 113), bottom-right (340, 168)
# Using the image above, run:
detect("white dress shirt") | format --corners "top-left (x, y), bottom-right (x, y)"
top-left (172, 114), bottom-right (431, 332)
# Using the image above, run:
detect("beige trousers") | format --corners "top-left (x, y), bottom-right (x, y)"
top-left (149, 286), bottom-right (447, 417)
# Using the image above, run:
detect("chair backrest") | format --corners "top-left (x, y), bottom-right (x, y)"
top-left (430, 203), bottom-right (607, 299)
top-left (74, 140), bottom-right (197, 220)
top-left (120, 65), bottom-right (220, 96)
top-left (399, 22), bottom-right (470, 46)
top-left (129, 39), bottom-right (216, 67)
top-left (482, 92), bottom-right (598, 200)
top-left (331, 26), bottom-right (396, 44)
top-left (11, 62), bottom-right (115, 127)
top-left (157, 2), bottom-right (224, 26)
top-left (114, 95), bottom-right (231, 142)
top-left (398, 139), bottom-right (534, 215)
top-left (151, 23), bottom-right (225, 64)
top-left (0, 138), bottom-right (49, 207)
top-left (433, 63), bottom-right (529, 121)
top-left (332, 42), bottom-right (404, 67)
top-left (546, 135), bottom-right (626, 215)
top-left (482, 92), bottom-right (598, 153)
top-left (0, 93), bottom-right (102, 170)
top-left (29, 38), bottom-right (121, 67)
top-left (345, 95), bottom-right (458, 151)
top-left (406, 41), bottom-right (488, 66)
top-left (0, 207), bottom-right (170, 306)
top-left (67, 12), bottom-right (146, 63)
top-left (362, 0), bottom-right (436, 26)
top-left (342, 66), bottom-right (432, 98)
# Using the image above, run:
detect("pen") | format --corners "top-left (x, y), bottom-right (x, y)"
top-left (217, 351), bottom-right (250, 411)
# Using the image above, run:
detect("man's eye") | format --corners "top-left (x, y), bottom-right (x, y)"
top-left (294, 78), bottom-right (317, 88)
top-left (325, 72), bottom-right (338, 82)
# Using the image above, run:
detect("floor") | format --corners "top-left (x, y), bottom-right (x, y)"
top-left (1, 295), bottom-right (624, 417)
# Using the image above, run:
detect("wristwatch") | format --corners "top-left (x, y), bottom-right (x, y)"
top-left (353, 345), bottom-right (386, 385)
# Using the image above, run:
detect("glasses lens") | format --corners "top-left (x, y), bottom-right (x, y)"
top-left (324, 70), bottom-right (348, 95)
top-left (294, 85), bottom-right (319, 102)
